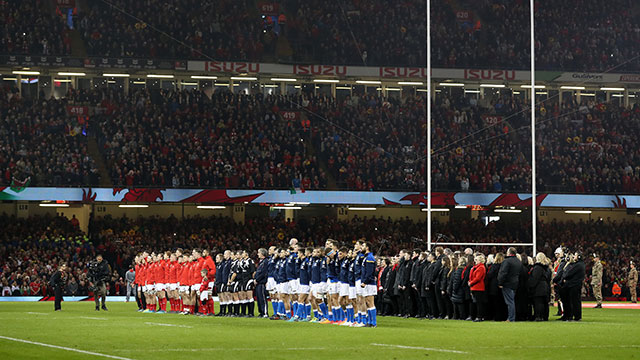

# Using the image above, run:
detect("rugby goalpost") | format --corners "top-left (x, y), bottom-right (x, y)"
top-left (426, 0), bottom-right (537, 255)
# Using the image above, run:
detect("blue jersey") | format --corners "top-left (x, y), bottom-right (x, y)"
top-left (362, 252), bottom-right (377, 285)
top-left (327, 255), bottom-right (339, 281)
top-left (276, 258), bottom-right (287, 283)
top-left (267, 255), bottom-right (277, 278)
top-left (299, 257), bottom-right (311, 285)
top-left (310, 257), bottom-right (322, 284)
top-left (285, 253), bottom-right (299, 281)
top-left (338, 257), bottom-right (350, 283)
top-left (348, 259), bottom-right (356, 286)
top-left (355, 252), bottom-right (364, 281)
top-left (320, 257), bottom-right (328, 282)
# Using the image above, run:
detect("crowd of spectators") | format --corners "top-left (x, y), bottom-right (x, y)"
top-left (94, 89), bottom-right (326, 189)
top-left (432, 92), bottom-right (640, 193)
top-left (0, 0), bottom-right (71, 56)
top-left (0, 85), bottom-right (100, 187)
top-left (312, 93), bottom-right (426, 191)
top-left (77, 0), bottom-right (271, 62)
top-left (432, 93), bottom-right (531, 192)
top-left (284, 0), bottom-right (426, 66)
top-left (2, 0), bottom-right (640, 71)
top-left (433, 0), bottom-right (640, 72)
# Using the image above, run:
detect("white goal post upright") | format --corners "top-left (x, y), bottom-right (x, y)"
top-left (425, 0), bottom-right (537, 255)
top-left (426, 0), bottom-right (432, 252)
top-left (530, 0), bottom-right (537, 256)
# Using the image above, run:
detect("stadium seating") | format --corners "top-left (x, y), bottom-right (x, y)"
top-left (0, 86), bottom-right (100, 187)
top-left (432, 0), bottom-right (640, 71)
top-left (0, 0), bottom-right (71, 56)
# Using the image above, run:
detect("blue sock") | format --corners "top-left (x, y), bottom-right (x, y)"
top-left (292, 302), bottom-right (297, 317)
top-left (320, 303), bottom-right (328, 318)
top-left (314, 310), bottom-right (319, 319)
top-left (367, 309), bottom-right (372, 325)
top-left (279, 302), bottom-right (285, 316)
top-left (348, 307), bottom-right (354, 322)
top-left (360, 312), bottom-right (366, 324)
top-left (370, 308), bottom-right (377, 326)
top-left (306, 304), bottom-right (311, 318)
top-left (271, 301), bottom-right (277, 316)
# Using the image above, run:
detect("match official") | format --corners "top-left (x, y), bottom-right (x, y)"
top-left (255, 248), bottom-right (269, 317)
top-left (50, 263), bottom-right (67, 311)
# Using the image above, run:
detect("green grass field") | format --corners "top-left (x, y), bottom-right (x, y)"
top-left (0, 302), bottom-right (638, 360)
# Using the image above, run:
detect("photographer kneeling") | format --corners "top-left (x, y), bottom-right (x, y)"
top-left (89, 255), bottom-right (111, 311)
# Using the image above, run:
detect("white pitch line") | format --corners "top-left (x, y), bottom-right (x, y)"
top-left (144, 322), bottom-right (193, 329)
top-left (0, 335), bottom-right (134, 360)
top-left (119, 347), bottom-right (327, 352)
top-left (80, 316), bottom-right (108, 321)
top-left (26, 312), bottom-right (49, 315)
top-left (371, 343), bottom-right (468, 354)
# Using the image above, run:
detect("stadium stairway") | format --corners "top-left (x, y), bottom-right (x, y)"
top-left (87, 136), bottom-right (113, 187)
top-left (46, 0), bottom-right (88, 57)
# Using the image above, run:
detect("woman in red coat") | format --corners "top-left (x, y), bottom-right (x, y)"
top-left (468, 253), bottom-right (487, 322)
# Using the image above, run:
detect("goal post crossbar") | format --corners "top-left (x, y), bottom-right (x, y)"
top-left (433, 242), bottom-right (534, 247)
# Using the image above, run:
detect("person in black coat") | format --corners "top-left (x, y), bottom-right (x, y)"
top-left (394, 251), bottom-right (411, 316)
top-left (515, 254), bottom-right (530, 321)
top-left (561, 252), bottom-right (586, 321)
top-left (552, 248), bottom-right (569, 316)
top-left (50, 263), bottom-right (67, 311)
top-left (378, 259), bottom-right (390, 314)
top-left (462, 254), bottom-right (473, 320)
top-left (528, 253), bottom-right (551, 321)
top-left (498, 247), bottom-right (521, 322)
top-left (485, 254), bottom-right (503, 320)
top-left (421, 253), bottom-right (437, 319)
top-left (411, 253), bottom-right (427, 318)
top-left (254, 248), bottom-right (269, 317)
top-left (430, 247), bottom-right (445, 318)
top-left (409, 250), bottom-right (422, 317)
top-left (449, 257), bottom-right (466, 320)
top-left (384, 257), bottom-right (399, 316)
top-left (440, 256), bottom-right (454, 319)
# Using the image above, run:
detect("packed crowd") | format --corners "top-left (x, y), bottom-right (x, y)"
top-left (432, 93), bottom-right (640, 193)
top-left (94, 89), bottom-right (326, 189)
top-left (433, 0), bottom-right (640, 71)
top-left (77, 0), bottom-right (271, 62)
top-left (2, 0), bottom-right (640, 72)
top-left (284, 0), bottom-right (426, 66)
top-left (0, 85), bottom-right (100, 187)
top-left (0, 0), bottom-right (71, 56)
top-left (432, 93), bottom-right (531, 192)
top-left (314, 94), bottom-right (426, 191)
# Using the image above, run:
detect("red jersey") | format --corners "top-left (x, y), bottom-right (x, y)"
top-left (134, 264), bottom-right (141, 285)
top-left (147, 263), bottom-right (156, 284)
top-left (202, 256), bottom-right (216, 280)
top-left (191, 260), bottom-right (203, 286)
top-left (199, 276), bottom-right (209, 289)
top-left (168, 261), bottom-right (178, 283)
top-left (179, 262), bottom-right (191, 286)
top-left (156, 260), bottom-right (167, 283)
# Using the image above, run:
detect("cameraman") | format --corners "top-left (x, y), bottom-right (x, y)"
top-left (90, 255), bottom-right (111, 311)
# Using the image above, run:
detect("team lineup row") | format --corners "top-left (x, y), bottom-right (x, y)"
top-left (131, 238), bottom-right (379, 327)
